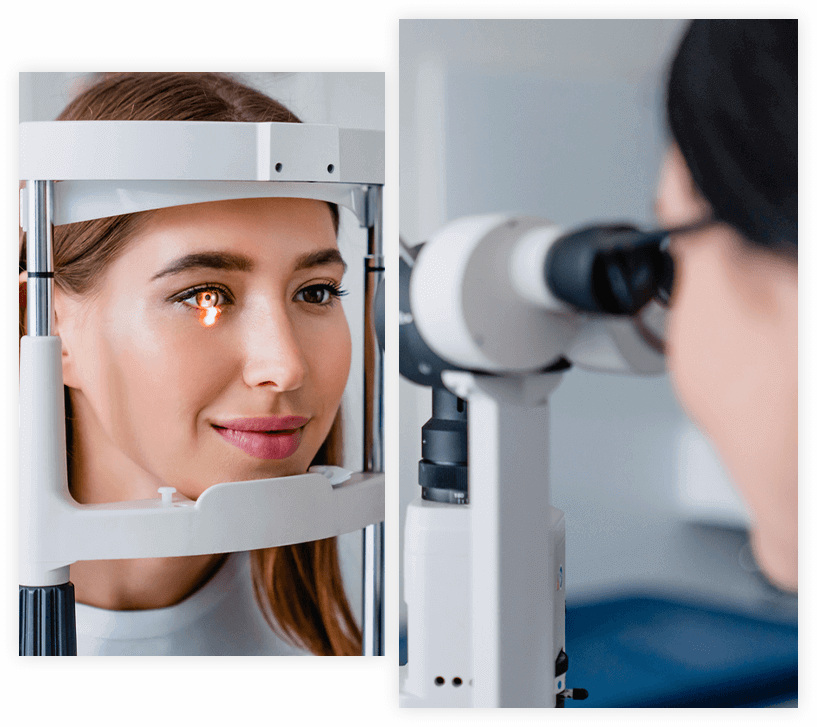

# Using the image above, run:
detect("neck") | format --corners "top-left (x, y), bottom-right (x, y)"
top-left (70, 554), bottom-right (228, 611)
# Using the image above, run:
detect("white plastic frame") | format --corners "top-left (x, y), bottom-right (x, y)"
top-left (19, 121), bottom-right (385, 592)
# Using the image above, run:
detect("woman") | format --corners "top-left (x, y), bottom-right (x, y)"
top-left (19, 73), bottom-right (362, 655)
top-left (656, 20), bottom-right (797, 591)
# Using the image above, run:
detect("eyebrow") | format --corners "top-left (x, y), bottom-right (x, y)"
top-left (151, 247), bottom-right (346, 281)
top-left (151, 251), bottom-right (254, 280)
top-left (294, 248), bottom-right (347, 273)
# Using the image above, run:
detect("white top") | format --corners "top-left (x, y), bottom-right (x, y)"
top-left (75, 551), bottom-right (308, 656)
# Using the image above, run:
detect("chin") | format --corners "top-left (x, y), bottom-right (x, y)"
top-left (174, 460), bottom-right (308, 502)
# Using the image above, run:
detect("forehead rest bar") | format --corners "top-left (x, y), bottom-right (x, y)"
top-left (20, 121), bottom-right (384, 184)
top-left (20, 121), bottom-right (383, 228)
top-left (20, 180), bottom-right (372, 230)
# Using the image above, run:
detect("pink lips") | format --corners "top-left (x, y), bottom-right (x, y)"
top-left (213, 416), bottom-right (309, 460)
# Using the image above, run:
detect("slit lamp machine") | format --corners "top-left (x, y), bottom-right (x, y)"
top-left (19, 120), bottom-right (385, 656)
top-left (399, 213), bottom-right (685, 706)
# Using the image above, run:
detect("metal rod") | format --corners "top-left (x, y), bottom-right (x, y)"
top-left (362, 185), bottom-right (384, 655)
top-left (362, 521), bottom-right (384, 656)
top-left (25, 181), bottom-right (54, 337)
top-left (20, 179), bottom-right (77, 655)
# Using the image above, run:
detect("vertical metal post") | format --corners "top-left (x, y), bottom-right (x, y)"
top-left (20, 180), bottom-right (77, 656)
top-left (362, 185), bottom-right (385, 656)
top-left (26, 181), bottom-right (55, 338)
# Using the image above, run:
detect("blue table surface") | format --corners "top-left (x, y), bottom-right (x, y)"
top-left (399, 593), bottom-right (797, 708)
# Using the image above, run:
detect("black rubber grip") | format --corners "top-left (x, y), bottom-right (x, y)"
top-left (19, 583), bottom-right (77, 656)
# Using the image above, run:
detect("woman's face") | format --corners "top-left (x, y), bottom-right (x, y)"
top-left (655, 144), bottom-right (798, 590)
top-left (56, 197), bottom-right (351, 502)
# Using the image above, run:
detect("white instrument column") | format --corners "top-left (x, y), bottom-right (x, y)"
top-left (444, 371), bottom-right (564, 707)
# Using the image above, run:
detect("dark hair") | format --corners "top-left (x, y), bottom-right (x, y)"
top-left (19, 73), bottom-right (359, 655)
top-left (666, 20), bottom-right (797, 257)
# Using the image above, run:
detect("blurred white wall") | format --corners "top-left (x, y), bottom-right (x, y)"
top-left (399, 21), bottom-right (753, 619)
top-left (19, 71), bottom-right (385, 621)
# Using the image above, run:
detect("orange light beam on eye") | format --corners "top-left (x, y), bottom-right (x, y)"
top-left (199, 306), bottom-right (221, 327)
top-left (196, 290), bottom-right (222, 327)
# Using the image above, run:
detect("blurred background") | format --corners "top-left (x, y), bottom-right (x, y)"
top-left (20, 71), bottom-right (385, 625)
top-left (399, 20), bottom-right (796, 707)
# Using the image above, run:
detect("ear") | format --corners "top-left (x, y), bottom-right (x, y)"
top-left (20, 271), bottom-right (82, 390)
top-left (655, 143), bottom-right (711, 229)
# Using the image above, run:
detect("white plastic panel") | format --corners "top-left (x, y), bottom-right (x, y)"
top-left (411, 215), bottom-right (580, 373)
top-left (339, 127), bottom-right (385, 184)
top-left (410, 214), bottom-right (507, 371)
top-left (37, 471), bottom-right (385, 564)
top-left (402, 499), bottom-right (473, 706)
top-left (19, 180), bottom-right (366, 230)
top-left (19, 121), bottom-right (384, 184)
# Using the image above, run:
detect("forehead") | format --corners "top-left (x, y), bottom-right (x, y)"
top-left (128, 196), bottom-right (339, 265)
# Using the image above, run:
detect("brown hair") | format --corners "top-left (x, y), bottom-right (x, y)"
top-left (19, 73), bottom-right (360, 656)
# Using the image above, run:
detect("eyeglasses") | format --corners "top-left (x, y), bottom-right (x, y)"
top-left (630, 216), bottom-right (715, 354)
top-left (547, 215), bottom-right (714, 355)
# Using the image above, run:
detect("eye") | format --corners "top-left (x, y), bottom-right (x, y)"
top-left (190, 290), bottom-right (219, 308)
top-left (172, 285), bottom-right (234, 327)
top-left (295, 282), bottom-right (347, 306)
top-left (178, 286), bottom-right (230, 310)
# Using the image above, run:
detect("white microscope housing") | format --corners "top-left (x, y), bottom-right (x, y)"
top-left (410, 213), bottom-right (665, 376)
top-left (400, 213), bottom-right (665, 706)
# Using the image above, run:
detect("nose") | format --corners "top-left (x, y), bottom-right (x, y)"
top-left (242, 306), bottom-right (308, 391)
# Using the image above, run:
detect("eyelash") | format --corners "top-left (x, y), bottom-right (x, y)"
top-left (295, 281), bottom-right (348, 307)
top-left (169, 281), bottom-right (347, 312)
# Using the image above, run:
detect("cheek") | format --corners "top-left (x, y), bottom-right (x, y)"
top-left (148, 331), bottom-right (235, 416)
top-left (307, 313), bottom-right (352, 405)
top-left (665, 240), bottom-right (739, 430)
top-left (665, 236), bottom-right (798, 522)
top-left (94, 308), bottom-right (236, 447)
top-left (665, 257), bottom-right (707, 422)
